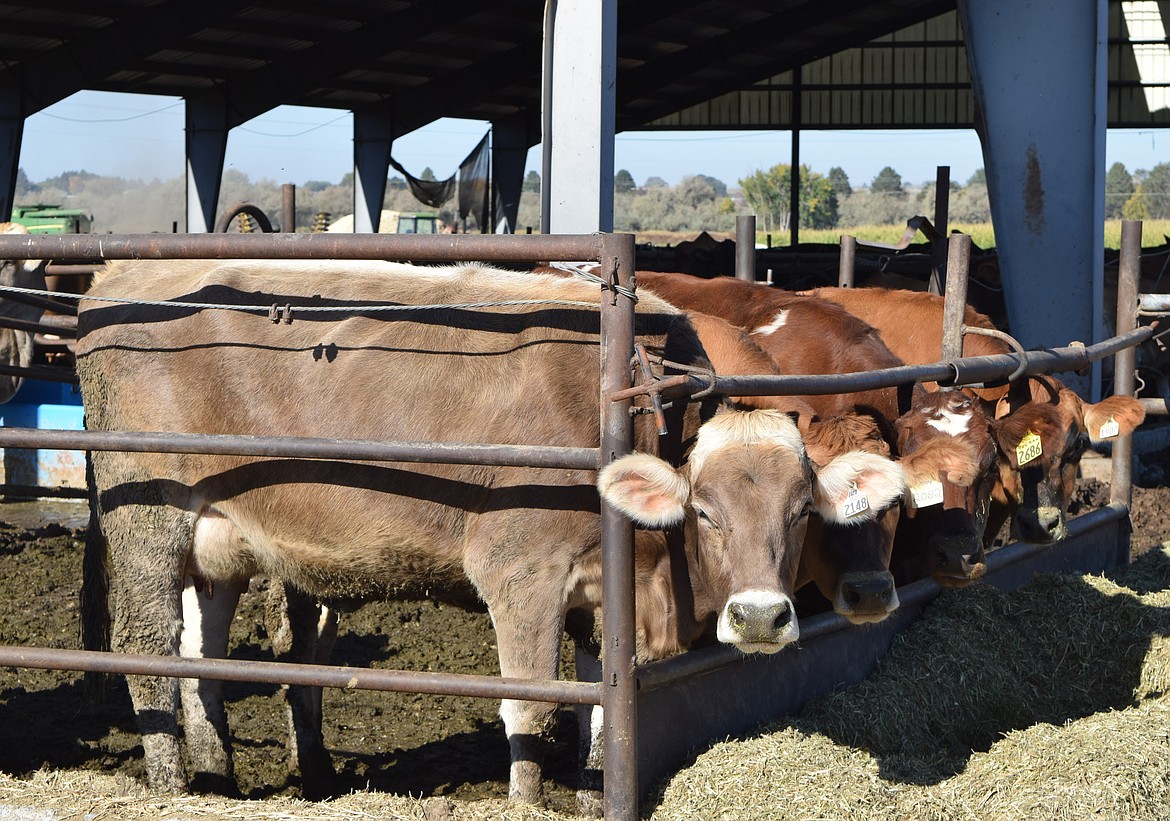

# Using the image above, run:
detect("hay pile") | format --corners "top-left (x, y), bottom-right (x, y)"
top-left (652, 543), bottom-right (1170, 820)
top-left (3, 546), bottom-right (1170, 820)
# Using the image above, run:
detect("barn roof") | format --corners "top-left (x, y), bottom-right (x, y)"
top-left (1, 0), bottom-right (1165, 138)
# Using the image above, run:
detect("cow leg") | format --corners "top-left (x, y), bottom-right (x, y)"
top-left (573, 646), bottom-right (605, 817)
top-left (264, 580), bottom-right (338, 795)
top-left (179, 574), bottom-right (246, 794)
top-left (102, 502), bottom-right (191, 794)
top-left (468, 553), bottom-right (570, 806)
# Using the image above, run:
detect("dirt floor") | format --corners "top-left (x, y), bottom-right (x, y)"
top-left (0, 444), bottom-right (1167, 815)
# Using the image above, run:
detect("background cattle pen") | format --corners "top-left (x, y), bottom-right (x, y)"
top-left (0, 226), bottom-right (1163, 819)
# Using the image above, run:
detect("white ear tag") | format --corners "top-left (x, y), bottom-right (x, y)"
top-left (1016, 430), bottom-right (1043, 466)
top-left (841, 483), bottom-right (870, 519)
top-left (1098, 416), bottom-right (1120, 439)
top-left (909, 480), bottom-right (944, 509)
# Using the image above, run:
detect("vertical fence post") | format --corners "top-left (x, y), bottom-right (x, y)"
top-left (598, 232), bottom-right (638, 820)
top-left (838, 235), bottom-right (857, 287)
top-left (736, 215), bottom-right (756, 281)
top-left (1110, 220), bottom-right (1140, 513)
top-left (281, 184), bottom-right (296, 232)
top-left (940, 233), bottom-right (972, 365)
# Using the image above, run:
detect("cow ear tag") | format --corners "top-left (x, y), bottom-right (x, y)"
top-left (842, 482), bottom-right (870, 519)
top-left (1098, 416), bottom-right (1120, 439)
top-left (1016, 430), bottom-right (1043, 466)
top-left (909, 480), bottom-right (944, 510)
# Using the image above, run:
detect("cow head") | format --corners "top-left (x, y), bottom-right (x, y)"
top-left (798, 413), bottom-right (903, 625)
top-left (0, 222), bottom-right (49, 403)
top-left (993, 376), bottom-right (1146, 543)
top-left (599, 408), bottom-right (904, 652)
top-left (894, 390), bottom-right (999, 587)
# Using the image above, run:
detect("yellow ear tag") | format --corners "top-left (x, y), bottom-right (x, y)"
top-left (1016, 430), bottom-right (1043, 466)
top-left (909, 480), bottom-right (944, 509)
top-left (1098, 416), bottom-right (1120, 439)
top-left (841, 483), bottom-right (870, 519)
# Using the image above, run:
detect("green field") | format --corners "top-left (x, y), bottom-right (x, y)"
top-left (771, 219), bottom-right (1170, 251)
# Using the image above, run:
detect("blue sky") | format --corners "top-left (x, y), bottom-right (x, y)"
top-left (18, 90), bottom-right (1170, 191)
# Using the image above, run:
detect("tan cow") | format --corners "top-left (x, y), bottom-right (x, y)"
top-left (77, 259), bottom-right (904, 806)
top-left (805, 286), bottom-right (1146, 544)
top-left (0, 222), bottom-right (50, 403)
top-left (635, 271), bottom-right (994, 588)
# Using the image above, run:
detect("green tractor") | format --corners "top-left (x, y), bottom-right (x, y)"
top-left (10, 204), bottom-right (93, 234)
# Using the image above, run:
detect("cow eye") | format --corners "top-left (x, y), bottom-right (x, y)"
top-left (800, 498), bottom-right (815, 518)
top-left (694, 506), bottom-right (716, 528)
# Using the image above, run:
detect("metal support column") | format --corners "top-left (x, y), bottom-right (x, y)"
top-left (184, 93), bottom-right (231, 234)
top-left (736, 215), bottom-right (756, 281)
top-left (0, 88), bottom-right (23, 221)
top-left (957, 0), bottom-right (1107, 397)
top-left (541, 0), bottom-right (617, 233)
top-left (353, 106), bottom-right (393, 234)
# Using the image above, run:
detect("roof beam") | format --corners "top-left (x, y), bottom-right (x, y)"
top-left (188, 0), bottom-right (489, 129)
top-left (0, 0), bottom-right (244, 115)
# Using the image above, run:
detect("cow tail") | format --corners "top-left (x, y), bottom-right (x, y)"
top-left (80, 453), bottom-right (112, 701)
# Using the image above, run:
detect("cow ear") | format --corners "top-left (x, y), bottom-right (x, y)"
top-left (813, 451), bottom-right (905, 525)
top-left (598, 452), bottom-right (689, 527)
top-left (1083, 395), bottom-right (1146, 443)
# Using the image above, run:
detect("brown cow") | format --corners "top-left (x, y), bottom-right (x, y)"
top-left (635, 271), bottom-right (994, 588)
top-left (805, 286), bottom-right (1147, 544)
top-left (77, 259), bottom-right (905, 806)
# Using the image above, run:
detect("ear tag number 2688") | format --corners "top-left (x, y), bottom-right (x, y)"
top-left (1016, 430), bottom-right (1043, 466)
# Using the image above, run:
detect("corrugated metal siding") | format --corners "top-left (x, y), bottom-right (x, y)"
top-left (648, 4), bottom-right (1166, 130)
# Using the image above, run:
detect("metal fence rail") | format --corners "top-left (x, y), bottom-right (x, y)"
top-left (0, 224), bottom-right (1158, 818)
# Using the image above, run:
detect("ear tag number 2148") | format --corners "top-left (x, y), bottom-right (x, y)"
top-left (842, 484), bottom-right (870, 519)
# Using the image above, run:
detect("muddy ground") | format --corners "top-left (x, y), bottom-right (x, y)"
top-left (0, 446), bottom-right (1167, 815)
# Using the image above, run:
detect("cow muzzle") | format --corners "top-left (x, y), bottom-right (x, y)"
top-left (718, 590), bottom-right (798, 653)
top-left (928, 534), bottom-right (987, 588)
top-left (835, 571), bottom-right (898, 624)
top-left (1013, 505), bottom-right (1067, 544)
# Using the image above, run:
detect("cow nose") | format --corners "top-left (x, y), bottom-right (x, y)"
top-left (1015, 506), bottom-right (1066, 543)
top-left (720, 591), bottom-right (797, 650)
top-left (839, 573), bottom-right (897, 613)
top-left (930, 536), bottom-right (986, 585)
top-left (728, 599), bottom-right (791, 635)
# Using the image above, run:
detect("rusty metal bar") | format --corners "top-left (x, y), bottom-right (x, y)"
top-left (735, 215), bottom-right (755, 281)
top-left (1111, 220), bottom-right (1141, 509)
top-left (0, 287), bottom-right (78, 315)
top-left (0, 645), bottom-right (602, 705)
top-left (0, 232), bottom-right (614, 263)
top-left (0, 314), bottom-right (77, 337)
top-left (599, 233), bottom-right (639, 821)
top-left (697, 326), bottom-right (1153, 400)
top-left (0, 363), bottom-right (79, 385)
top-left (1139, 293), bottom-right (1170, 311)
top-left (0, 426), bottom-right (601, 471)
top-left (940, 233), bottom-right (972, 364)
top-left (838, 235), bottom-right (856, 287)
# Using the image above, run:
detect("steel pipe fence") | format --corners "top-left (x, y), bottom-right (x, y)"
top-left (0, 225), bottom-right (1156, 817)
top-left (0, 231), bottom-right (646, 819)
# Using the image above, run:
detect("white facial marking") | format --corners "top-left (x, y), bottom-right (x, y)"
top-left (752, 310), bottom-right (789, 336)
top-left (926, 407), bottom-right (972, 436)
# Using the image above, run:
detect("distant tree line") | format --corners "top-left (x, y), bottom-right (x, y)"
top-left (14, 159), bottom-right (1168, 236)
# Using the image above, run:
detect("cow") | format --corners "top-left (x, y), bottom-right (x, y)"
top-left (77, 259), bottom-right (905, 807)
top-left (803, 286), bottom-right (1147, 544)
top-left (0, 222), bottom-right (50, 403)
top-left (633, 271), bottom-right (995, 589)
